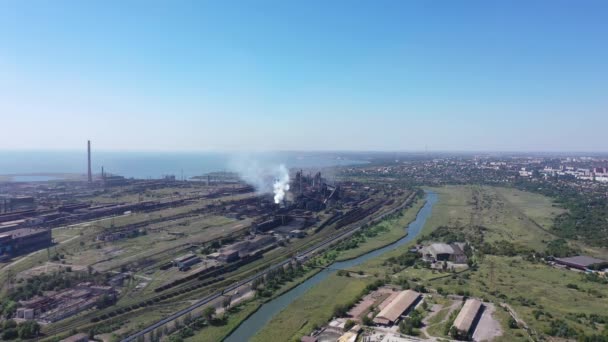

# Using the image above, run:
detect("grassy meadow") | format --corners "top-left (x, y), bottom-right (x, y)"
top-left (253, 185), bottom-right (608, 341)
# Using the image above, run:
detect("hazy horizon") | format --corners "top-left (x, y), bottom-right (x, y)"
top-left (1, 147), bottom-right (608, 155)
top-left (2, 1), bottom-right (607, 152)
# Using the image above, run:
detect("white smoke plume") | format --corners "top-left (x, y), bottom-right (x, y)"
top-left (228, 154), bottom-right (291, 203)
top-left (273, 164), bottom-right (290, 204)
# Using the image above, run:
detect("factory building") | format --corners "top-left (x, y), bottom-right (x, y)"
top-left (554, 255), bottom-right (606, 271)
top-left (420, 242), bottom-right (468, 264)
top-left (214, 234), bottom-right (278, 264)
top-left (173, 253), bottom-right (202, 270)
top-left (0, 228), bottom-right (53, 261)
top-left (452, 299), bottom-right (483, 338)
top-left (19, 282), bottom-right (115, 323)
top-left (16, 308), bottom-right (35, 320)
top-left (0, 196), bottom-right (35, 213)
top-left (217, 249), bottom-right (239, 263)
top-left (289, 229), bottom-right (306, 238)
top-left (373, 290), bottom-right (421, 326)
top-left (254, 215), bottom-right (293, 233)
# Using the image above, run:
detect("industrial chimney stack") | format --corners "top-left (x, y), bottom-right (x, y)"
top-left (87, 140), bottom-right (92, 183)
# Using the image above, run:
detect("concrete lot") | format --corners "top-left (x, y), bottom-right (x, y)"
top-left (472, 303), bottom-right (503, 342)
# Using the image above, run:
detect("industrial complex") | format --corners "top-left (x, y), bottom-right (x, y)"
top-left (1, 144), bottom-right (607, 342)
top-left (0, 141), bottom-right (420, 341)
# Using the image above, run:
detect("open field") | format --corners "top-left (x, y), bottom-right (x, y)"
top-left (418, 185), bottom-right (560, 251)
top-left (494, 187), bottom-right (565, 230)
top-left (65, 215), bottom-right (241, 272)
top-left (417, 254), bottom-right (608, 338)
top-left (52, 226), bottom-right (84, 243)
top-left (475, 186), bottom-right (561, 251)
top-left (356, 185), bottom-right (608, 339)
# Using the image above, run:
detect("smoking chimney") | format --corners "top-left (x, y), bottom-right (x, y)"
top-left (87, 140), bottom-right (92, 183)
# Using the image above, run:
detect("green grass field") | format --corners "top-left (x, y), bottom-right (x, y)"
top-left (409, 253), bottom-right (608, 337)
top-left (419, 185), bottom-right (559, 251)
top-left (362, 185), bottom-right (608, 339)
top-left (494, 187), bottom-right (565, 230)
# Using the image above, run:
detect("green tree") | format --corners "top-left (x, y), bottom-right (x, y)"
top-left (202, 306), bottom-right (216, 323)
top-left (3, 319), bottom-right (17, 330)
top-left (17, 320), bottom-right (41, 339)
top-left (2, 329), bottom-right (18, 340)
top-left (332, 304), bottom-right (348, 317)
top-left (343, 319), bottom-right (355, 331)
top-left (222, 297), bottom-right (231, 310)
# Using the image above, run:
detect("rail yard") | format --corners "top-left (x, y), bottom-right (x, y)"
top-left (0, 167), bottom-right (415, 341)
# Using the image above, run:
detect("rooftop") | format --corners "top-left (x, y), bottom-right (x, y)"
top-left (556, 255), bottom-right (605, 267)
top-left (429, 243), bottom-right (454, 255)
top-left (174, 253), bottom-right (197, 263)
top-left (0, 228), bottom-right (50, 238)
top-left (453, 299), bottom-right (483, 333)
top-left (373, 290), bottom-right (420, 324)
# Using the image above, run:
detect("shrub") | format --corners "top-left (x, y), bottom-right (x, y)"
top-left (344, 319), bottom-right (355, 331)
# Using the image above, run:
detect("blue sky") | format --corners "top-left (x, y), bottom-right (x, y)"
top-left (1, 1), bottom-right (606, 152)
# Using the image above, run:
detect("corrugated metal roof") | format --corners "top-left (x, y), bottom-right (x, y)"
top-left (555, 255), bottom-right (605, 267)
top-left (453, 299), bottom-right (482, 333)
top-left (430, 243), bottom-right (454, 255)
top-left (373, 290), bottom-right (420, 324)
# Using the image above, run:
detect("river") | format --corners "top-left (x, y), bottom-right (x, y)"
top-left (225, 190), bottom-right (438, 342)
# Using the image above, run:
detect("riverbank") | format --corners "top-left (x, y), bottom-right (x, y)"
top-left (250, 273), bottom-right (372, 342)
top-left (184, 263), bottom-right (326, 341)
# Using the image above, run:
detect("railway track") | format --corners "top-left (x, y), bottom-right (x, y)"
top-left (121, 191), bottom-right (418, 341)
top-left (41, 191), bottom-right (417, 340)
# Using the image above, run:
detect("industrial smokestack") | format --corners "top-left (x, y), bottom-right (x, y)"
top-left (87, 140), bottom-right (92, 183)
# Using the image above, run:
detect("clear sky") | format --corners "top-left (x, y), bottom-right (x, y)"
top-left (1, 1), bottom-right (606, 152)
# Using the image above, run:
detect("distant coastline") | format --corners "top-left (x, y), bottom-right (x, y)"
top-left (0, 151), bottom-right (367, 182)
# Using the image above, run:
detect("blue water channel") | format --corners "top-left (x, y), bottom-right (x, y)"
top-left (225, 190), bottom-right (438, 341)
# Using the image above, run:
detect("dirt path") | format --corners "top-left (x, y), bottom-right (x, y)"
top-left (420, 303), bottom-right (443, 339)
top-left (420, 300), bottom-right (461, 341)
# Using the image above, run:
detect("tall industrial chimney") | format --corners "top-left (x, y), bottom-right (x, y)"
top-left (87, 140), bottom-right (92, 183)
